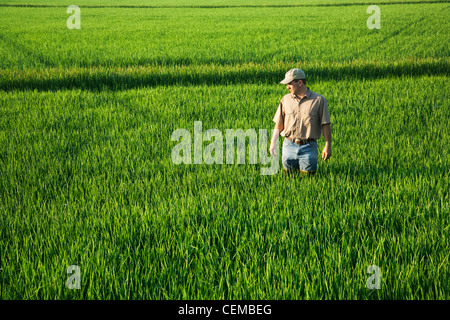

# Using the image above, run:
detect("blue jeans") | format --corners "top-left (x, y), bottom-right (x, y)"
top-left (282, 139), bottom-right (318, 172)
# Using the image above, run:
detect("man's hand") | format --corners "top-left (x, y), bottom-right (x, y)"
top-left (321, 123), bottom-right (332, 161)
top-left (269, 125), bottom-right (282, 157)
top-left (322, 144), bottom-right (332, 161)
top-left (269, 143), bottom-right (277, 157)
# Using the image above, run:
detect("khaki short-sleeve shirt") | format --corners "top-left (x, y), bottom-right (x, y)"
top-left (272, 88), bottom-right (331, 140)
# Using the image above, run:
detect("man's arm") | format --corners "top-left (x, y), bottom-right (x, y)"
top-left (269, 123), bottom-right (284, 156)
top-left (322, 123), bottom-right (332, 161)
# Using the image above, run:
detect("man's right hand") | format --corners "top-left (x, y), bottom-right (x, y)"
top-left (270, 125), bottom-right (283, 157)
top-left (269, 143), bottom-right (277, 157)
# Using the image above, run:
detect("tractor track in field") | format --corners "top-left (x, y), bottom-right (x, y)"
top-left (0, 1), bottom-right (449, 9)
top-left (1, 59), bottom-right (448, 91)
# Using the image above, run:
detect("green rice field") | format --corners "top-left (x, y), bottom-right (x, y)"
top-left (0, 0), bottom-right (449, 299)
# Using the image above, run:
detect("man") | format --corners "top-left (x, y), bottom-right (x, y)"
top-left (269, 68), bottom-right (332, 175)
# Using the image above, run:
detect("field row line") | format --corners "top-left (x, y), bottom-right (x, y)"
top-left (0, 0), bottom-right (449, 9)
top-left (1, 58), bottom-right (448, 91)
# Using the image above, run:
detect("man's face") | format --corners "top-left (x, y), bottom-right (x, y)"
top-left (286, 79), bottom-right (302, 94)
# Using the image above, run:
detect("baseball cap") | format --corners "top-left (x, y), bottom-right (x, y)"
top-left (280, 68), bottom-right (306, 84)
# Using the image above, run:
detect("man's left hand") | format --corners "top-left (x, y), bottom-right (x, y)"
top-left (322, 145), bottom-right (332, 161)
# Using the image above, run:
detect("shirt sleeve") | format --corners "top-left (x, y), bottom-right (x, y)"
top-left (320, 97), bottom-right (331, 125)
top-left (272, 101), bottom-right (284, 127)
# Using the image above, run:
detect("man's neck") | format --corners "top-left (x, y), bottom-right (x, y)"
top-left (294, 87), bottom-right (308, 99)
